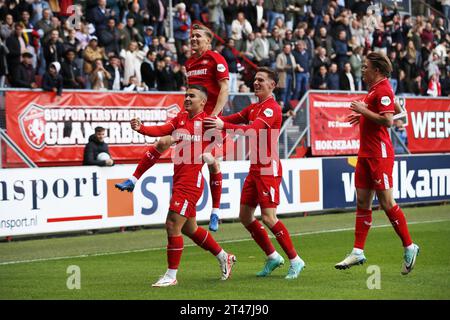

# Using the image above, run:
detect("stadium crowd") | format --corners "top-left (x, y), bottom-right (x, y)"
top-left (0, 0), bottom-right (449, 104)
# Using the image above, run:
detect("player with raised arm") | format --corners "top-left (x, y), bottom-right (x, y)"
top-left (335, 52), bottom-right (419, 275)
top-left (130, 85), bottom-right (236, 287)
top-left (116, 23), bottom-right (229, 233)
top-left (204, 67), bottom-right (306, 280)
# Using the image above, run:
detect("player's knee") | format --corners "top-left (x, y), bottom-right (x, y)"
top-left (261, 214), bottom-right (277, 228)
top-left (356, 197), bottom-right (370, 210)
top-left (239, 212), bottom-right (253, 227)
top-left (165, 219), bottom-right (177, 234)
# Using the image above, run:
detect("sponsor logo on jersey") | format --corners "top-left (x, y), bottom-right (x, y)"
top-left (381, 96), bottom-right (391, 106)
top-left (217, 64), bottom-right (226, 72)
top-left (263, 108), bottom-right (273, 117)
top-left (186, 68), bottom-right (207, 77)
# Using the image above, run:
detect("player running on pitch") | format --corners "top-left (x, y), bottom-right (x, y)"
top-left (335, 52), bottom-right (419, 275)
top-left (116, 23), bottom-right (229, 233)
top-left (130, 85), bottom-right (236, 287)
top-left (205, 67), bottom-right (305, 280)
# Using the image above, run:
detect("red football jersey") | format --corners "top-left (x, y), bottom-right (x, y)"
top-left (167, 111), bottom-right (209, 187)
top-left (185, 50), bottom-right (229, 115)
top-left (359, 78), bottom-right (395, 158)
top-left (234, 96), bottom-right (282, 176)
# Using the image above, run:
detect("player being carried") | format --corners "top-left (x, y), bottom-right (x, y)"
top-left (129, 85), bottom-right (236, 287)
top-left (335, 52), bottom-right (419, 275)
top-left (116, 23), bottom-right (230, 233)
top-left (205, 67), bottom-right (306, 280)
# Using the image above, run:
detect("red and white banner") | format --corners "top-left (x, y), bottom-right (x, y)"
top-left (5, 91), bottom-right (184, 166)
top-left (309, 93), bottom-right (450, 155)
top-left (309, 93), bottom-right (364, 156)
top-left (404, 98), bottom-right (450, 153)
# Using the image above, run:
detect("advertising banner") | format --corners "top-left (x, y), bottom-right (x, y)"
top-left (322, 154), bottom-right (450, 209)
top-left (0, 158), bottom-right (323, 237)
top-left (309, 93), bottom-right (364, 156)
top-left (5, 91), bottom-right (184, 165)
top-left (404, 98), bottom-right (450, 153)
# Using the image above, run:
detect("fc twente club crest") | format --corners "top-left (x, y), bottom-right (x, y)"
top-left (19, 103), bottom-right (46, 150)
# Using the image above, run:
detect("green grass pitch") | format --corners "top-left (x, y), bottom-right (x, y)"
top-left (0, 204), bottom-right (449, 300)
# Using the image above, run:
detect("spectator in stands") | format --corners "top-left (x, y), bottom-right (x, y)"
top-left (230, 83), bottom-right (252, 113)
top-left (292, 40), bottom-right (310, 100)
top-left (393, 119), bottom-right (408, 154)
top-left (30, 0), bottom-right (50, 26)
top-left (124, 75), bottom-right (147, 92)
top-left (396, 69), bottom-right (408, 95)
top-left (252, 29), bottom-right (271, 66)
top-left (441, 67), bottom-right (450, 96)
top-left (312, 46), bottom-right (330, 76)
top-left (90, 58), bottom-right (111, 90)
top-left (427, 73), bottom-right (442, 97)
top-left (147, 0), bottom-right (167, 37)
top-left (339, 62), bottom-right (356, 91)
top-left (99, 17), bottom-right (121, 56)
top-left (281, 99), bottom-right (296, 126)
top-left (314, 26), bottom-right (335, 60)
top-left (222, 38), bottom-right (238, 92)
top-left (276, 43), bottom-right (297, 107)
top-left (122, 15), bottom-right (144, 51)
top-left (141, 50), bottom-right (157, 90)
top-left (83, 36), bottom-right (107, 85)
top-left (83, 126), bottom-right (114, 167)
top-left (223, 0), bottom-right (238, 38)
top-left (410, 74), bottom-right (427, 96)
top-left (61, 49), bottom-right (85, 89)
top-left (63, 28), bottom-right (82, 58)
top-left (268, 0), bottom-right (285, 32)
top-left (174, 63), bottom-right (187, 90)
top-left (268, 27), bottom-right (283, 66)
top-left (327, 63), bottom-right (340, 90)
top-left (11, 51), bottom-right (38, 88)
top-left (88, 0), bottom-right (113, 33)
top-left (173, 2), bottom-right (191, 61)
top-left (177, 44), bottom-right (190, 66)
top-left (42, 61), bottom-right (63, 96)
top-left (231, 11), bottom-right (253, 52)
top-left (206, 0), bottom-right (225, 44)
top-left (311, 64), bottom-right (328, 90)
top-left (372, 23), bottom-right (389, 55)
top-left (105, 54), bottom-right (123, 90)
top-left (349, 46), bottom-right (363, 90)
top-left (5, 23), bottom-right (25, 76)
top-left (43, 29), bottom-right (64, 66)
top-left (126, 1), bottom-right (146, 35)
top-left (143, 25), bottom-right (154, 50)
top-left (0, 14), bottom-right (14, 41)
top-left (120, 40), bottom-right (146, 86)
top-left (334, 30), bottom-right (352, 70)
top-left (156, 56), bottom-right (177, 91)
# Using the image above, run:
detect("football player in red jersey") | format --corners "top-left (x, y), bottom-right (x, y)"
top-left (116, 23), bottom-right (229, 233)
top-left (335, 52), bottom-right (419, 275)
top-left (205, 67), bottom-right (306, 280)
top-left (129, 85), bottom-right (236, 287)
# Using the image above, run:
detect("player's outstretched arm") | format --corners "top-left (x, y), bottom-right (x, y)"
top-left (130, 117), bottom-right (175, 137)
top-left (204, 116), bottom-right (268, 133)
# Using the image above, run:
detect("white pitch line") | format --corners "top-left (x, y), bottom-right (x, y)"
top-left (0, 218), bottom-right (448, 266)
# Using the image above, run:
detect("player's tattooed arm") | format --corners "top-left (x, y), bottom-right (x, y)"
top-left (210, 78), bottom-right (229, 117)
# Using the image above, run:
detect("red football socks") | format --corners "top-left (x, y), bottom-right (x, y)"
top-left (133, 145), bottom-right (162, 180)
top-left (385, 205), bottom-right (413, 247)
top-left (246, 219), bottom-right (276, 256)
top-left (167, 235), bottom-right (183, 270)
top-left (270, 220), bottom-right (297, 259)
top-left (190, 227), bottom-right (222, 256)
top-left (354, 208), bottom-right (373, 250)
top-left (210, 172), bottom-right (222, 209)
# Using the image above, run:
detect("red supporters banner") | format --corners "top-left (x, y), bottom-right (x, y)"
top-left (5, 91), bottom-right (184, 166)
top-left (309, 93), bottom-right (364, 156)
top-left (405, 98), bottom-right (450, 153)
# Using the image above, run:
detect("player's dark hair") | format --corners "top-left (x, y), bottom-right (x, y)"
top-left (257, 67), bottom-right (279, 85)
top-left (187, 84), bottom-right (208, 98)
top-left (366, 52), bottom-right (392, 78)
top-left (191, 23), bottom-right (213, 40)
top-left (95, 126), bottom-right (105, 133)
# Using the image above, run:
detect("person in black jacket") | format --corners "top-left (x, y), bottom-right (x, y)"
top-left (105, 55), bottom-right (123, 90)
top-left (11, 52), bottom-right (38, 88)
top-left (5, 23), bottom-right (24, 76)
top-left (339, 62), bottom-right (356, 91)
top-left (98, 18), bottom-right (121, 56)
top-left (61, 49), bottom-right (85, 89)
top-left (43, 29), bottom-right (65, 66)
top-left (140, 50), bottom-right (157, 90)
top-left (83, 126), bottom-right (114, 166)
top-left (42, 61), bottom-right (63, 96)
